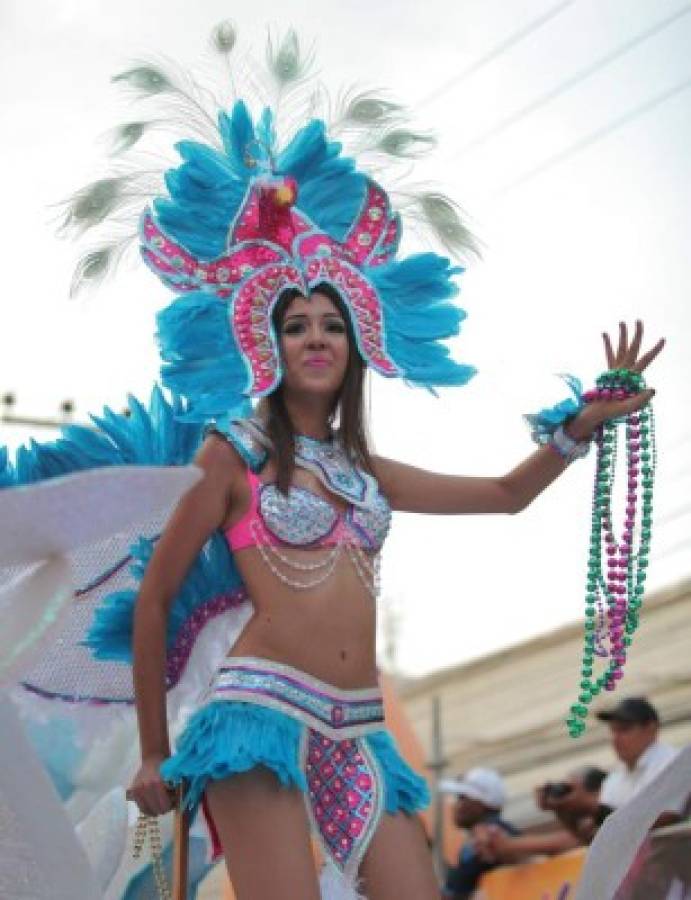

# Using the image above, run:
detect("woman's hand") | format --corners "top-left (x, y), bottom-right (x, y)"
top-left (125, 754), bottom-right (175, 817)
top-left (567, 320), bottom-right (665, 441)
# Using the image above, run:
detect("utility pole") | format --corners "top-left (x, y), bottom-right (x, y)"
top-left (428, 694), bottom-right (449, 879)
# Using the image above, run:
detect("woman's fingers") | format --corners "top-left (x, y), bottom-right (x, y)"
top-left (603, 321), bottom-right (664, 372)
top-left (126, 789), bottom-right (155, 817)
top-left (125, 781), bottom-right (175, 817)
top-left (603, 331), bottom-right (615, 368)
top-left (623, 319), bottom-right (644, 367)
top-left (633, 337), bottom-right (666, 373)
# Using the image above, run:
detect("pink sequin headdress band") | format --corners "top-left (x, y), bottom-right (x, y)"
top-left (142, 172), bottom-right (401, 397)
top-left (61, 26), bottom-right (479, 420)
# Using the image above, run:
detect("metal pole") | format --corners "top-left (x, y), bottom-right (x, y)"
top-left (172, 784), bottom-right (189, 900)
top-left (427, 694), bottom-right (449, 879)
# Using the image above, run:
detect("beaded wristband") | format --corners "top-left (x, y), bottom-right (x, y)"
top-left (566, 368), bottom-right (655, 738)
top-left (548, 424), bottom-right (590, 463)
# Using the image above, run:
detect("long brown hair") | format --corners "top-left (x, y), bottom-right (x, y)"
top-left (260, 283), bottom-right (372, 492)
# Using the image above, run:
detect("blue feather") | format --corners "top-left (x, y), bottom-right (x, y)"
top-left (217, 100), bottom-right (262, 174)
top-left (156, 292), bottom-right (251, 420)
top-left (368, 254), bottom-right (476, 389)
top-left (276, 119), bottom-right (365, 242)
top-left (155, 139), bottom-right (249, 259)
top-left (85, 530), bottom-right (242, 664)
top-left (6, 387), bottom-right (204, 486)
top-left (144, 101), bottom-right (476, 408)
top-left (0, 446), bottom-right (15, 487)
top-left (524, 375), bottom-right (585, 443)
top-left (2, 385), bottom-right (249, 696)
top-left (256, 107), bottom-right (277, 160)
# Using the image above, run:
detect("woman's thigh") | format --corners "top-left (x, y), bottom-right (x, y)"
top-left (205, 766), bottom-right (320, 900)
top-left (359, 811), bottom-right (439, 900)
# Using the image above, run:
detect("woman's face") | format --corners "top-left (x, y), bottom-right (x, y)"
top-left (278, 291), bottom-right (350, 398)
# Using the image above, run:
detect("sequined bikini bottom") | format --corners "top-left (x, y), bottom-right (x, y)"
top-left (160, 657), bottom-right (429, 883)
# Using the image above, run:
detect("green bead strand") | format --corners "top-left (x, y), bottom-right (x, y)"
top-left (567, 370), bottom-right (656, 738)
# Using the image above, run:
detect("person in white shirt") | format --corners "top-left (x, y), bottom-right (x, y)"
top-left (596, 696), bottom-right (679, 813)
top-left (542, 697), bottom-right (683, 834)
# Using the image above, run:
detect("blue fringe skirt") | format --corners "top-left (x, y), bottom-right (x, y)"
top-left (160, 657), bottom-right (429, 881)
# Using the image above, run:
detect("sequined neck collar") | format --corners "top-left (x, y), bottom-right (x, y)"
top-left (294, 429), bottom-right (333, 445)
top-left (242, 418), bottom-right (379, 508)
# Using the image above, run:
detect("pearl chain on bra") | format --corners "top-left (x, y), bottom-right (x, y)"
top-left (249, 518), bottom-right (380, 598)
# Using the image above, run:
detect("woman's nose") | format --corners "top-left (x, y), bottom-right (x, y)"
top-left (306, 324), bottom-right (326, 346)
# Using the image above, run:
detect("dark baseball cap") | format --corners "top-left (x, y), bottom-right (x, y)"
top-left (596, 696), bottom-right (659, 725)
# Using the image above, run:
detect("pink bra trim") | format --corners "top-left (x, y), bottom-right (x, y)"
top-left (224, 469), bottom-right (348, 552)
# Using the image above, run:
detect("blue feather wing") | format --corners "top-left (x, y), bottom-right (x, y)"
top-left (4, 386), bottom-right (250, 707)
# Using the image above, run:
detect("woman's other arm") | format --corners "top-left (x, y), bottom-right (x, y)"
top-left (128, 434), bottom-right (241, 815)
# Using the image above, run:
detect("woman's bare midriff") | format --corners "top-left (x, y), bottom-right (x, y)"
top-left (227, 547), bottom-right (378, 690)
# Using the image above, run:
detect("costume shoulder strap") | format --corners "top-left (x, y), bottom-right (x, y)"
top-left (206, 415), bottom-right (269, 473)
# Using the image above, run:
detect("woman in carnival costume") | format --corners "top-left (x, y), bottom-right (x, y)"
top-left (4, 25), bottom-right (665, 900)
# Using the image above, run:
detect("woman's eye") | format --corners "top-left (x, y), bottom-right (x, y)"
top-left (326, 322), bottom-right (346, 334)
top-left (283, 323), bottom-right (305, 335)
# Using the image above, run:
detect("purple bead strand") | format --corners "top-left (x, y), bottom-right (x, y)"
top-left (567, 369), bottom-right (654, 738)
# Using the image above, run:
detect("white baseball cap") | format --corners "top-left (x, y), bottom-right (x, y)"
top-left (439, 767), bottom-right (506, 810)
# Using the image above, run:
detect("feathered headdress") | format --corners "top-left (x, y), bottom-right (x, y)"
top-left (60, 25), bottom-right (479, 420)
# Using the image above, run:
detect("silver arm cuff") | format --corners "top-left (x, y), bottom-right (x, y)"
top-left (549, 424), bottom-right (591, 462)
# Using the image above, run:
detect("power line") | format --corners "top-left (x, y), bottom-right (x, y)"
top-left (415, 0), bottom-right (577, 108)
top-left (448, 2), bottom-right (691, 160)
top-left (493, 74), bottom-right (691, 196)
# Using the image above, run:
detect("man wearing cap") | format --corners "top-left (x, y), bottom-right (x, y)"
top-left (541, 697), bottom-right (681, 830)
top-left (596, 696), bottom-right (680, 820)
top-left (440, 767), bottom-right (519, 899)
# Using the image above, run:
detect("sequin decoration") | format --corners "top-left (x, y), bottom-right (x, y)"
top-left (342, 182), bottom-right (392, 265)
top-left (139, 210), bottom-right (289, 298)
top-left (230, 180), bottom-right (313, 251)
top-left (165, 589), bottom-right (249, 688)
top-left (211, 661), bottom-right (385, 739)
top-left (257, 480), bottom-right (390, 550)
top-left (305, 732), bottom-right (383, 876)
top-left (205, 420), bottom-right (268, 473)
top-left (348, 494), bottom-right (391, 549)
top-left (259, 484), bottom-right (339, 545)
top-left (293, 434), bottom-right (370, 506)
top-left (141, 174), bottom-right (403, 395)
top-left (230, 262), bottom-right (306, 395)
top-left (225, 420), bottom-right (392, 546)
top-left (369, 213), bottom-right (402, 266)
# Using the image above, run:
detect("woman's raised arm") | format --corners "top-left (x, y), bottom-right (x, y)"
top-left (372, 447), bottom-right (571, 515)
top-left (374, 321), bottom-right (664, 517)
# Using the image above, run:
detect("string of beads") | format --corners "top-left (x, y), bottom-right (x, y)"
top-left (249, 519), bottom-right (380, 598)
top-left (132, 814), bottom-right (172, 900)
top-left (567, 369), bottom-right (655, 738)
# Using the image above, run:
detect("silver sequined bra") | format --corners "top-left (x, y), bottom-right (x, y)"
top-left (225, 468), bottom-right (392, 552)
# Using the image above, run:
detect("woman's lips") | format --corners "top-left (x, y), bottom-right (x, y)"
top-left (304, 357), bottom-right (330, 368)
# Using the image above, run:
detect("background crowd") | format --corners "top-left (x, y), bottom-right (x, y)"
top-left (440, 696), bottom-right (690, 899)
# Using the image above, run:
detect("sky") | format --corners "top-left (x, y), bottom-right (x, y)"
top-left (1, 0), bottom-right (690, 677)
